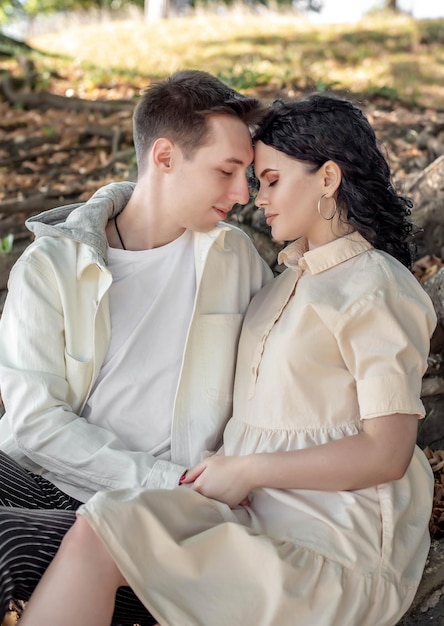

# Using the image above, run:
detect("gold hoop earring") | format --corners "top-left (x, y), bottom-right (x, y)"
top-left (317, 194), bottom-right (337, 221)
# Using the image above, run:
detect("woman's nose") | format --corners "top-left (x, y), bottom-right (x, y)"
top-left (255, 187), bottom-right (267, 208)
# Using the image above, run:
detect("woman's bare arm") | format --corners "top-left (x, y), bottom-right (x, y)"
top-left (183, 413), bottom-right (418, 507)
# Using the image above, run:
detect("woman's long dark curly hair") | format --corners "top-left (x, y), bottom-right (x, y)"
top-left (253, 94), bottom-right (414, 267)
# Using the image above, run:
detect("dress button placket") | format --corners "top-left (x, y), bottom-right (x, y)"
top-left (247, 270), bottom-right (302, 399)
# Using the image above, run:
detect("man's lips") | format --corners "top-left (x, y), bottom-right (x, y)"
top-left (213, 207), bottom-right (230, 219)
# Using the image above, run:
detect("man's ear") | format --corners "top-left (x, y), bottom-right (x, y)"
top-left (152, 138), bottom-right (174, 170)
top-left (321, 160), bottom-right (342, 196)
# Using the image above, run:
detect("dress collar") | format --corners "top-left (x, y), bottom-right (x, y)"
top-left (278, 232), bottom-right (373, 274)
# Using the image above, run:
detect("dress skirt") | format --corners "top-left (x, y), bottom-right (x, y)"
top-left (79, 486), bottom-right (421, 626)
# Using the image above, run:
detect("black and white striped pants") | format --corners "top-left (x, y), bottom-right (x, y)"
top-left (0, 451), bottom-right (156, 625)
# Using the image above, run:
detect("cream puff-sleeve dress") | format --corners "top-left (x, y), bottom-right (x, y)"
top-left (79, 232), bottom-right (437, 626)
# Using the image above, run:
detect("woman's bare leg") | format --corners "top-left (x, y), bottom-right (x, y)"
top-left (19, 515), bottom-right (127, 626)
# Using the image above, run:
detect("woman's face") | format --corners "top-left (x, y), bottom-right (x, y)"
top-left (254, 141), bottom-right (338, 248)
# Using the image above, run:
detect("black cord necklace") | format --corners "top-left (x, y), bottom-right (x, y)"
top-left (114, 213), bottom-right (126, 250)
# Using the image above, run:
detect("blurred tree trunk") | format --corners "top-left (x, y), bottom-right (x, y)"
top-left (386, 0), bottom-right (399, 10)
top-left (144, 0), bottom-right (170, 20)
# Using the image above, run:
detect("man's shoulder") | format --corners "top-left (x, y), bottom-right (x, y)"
top-left (220, 222), bottom-right (257, 249)
top-left (12, 235), bottom-right (97, 280)
top-left (20, 234), bottom-right (76, 260)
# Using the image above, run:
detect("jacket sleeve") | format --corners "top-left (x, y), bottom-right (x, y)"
top-left (0, 251), bottom-right (187, 497)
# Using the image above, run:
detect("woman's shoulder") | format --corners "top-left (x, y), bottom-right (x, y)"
top-left (355, 248), bottom-right (425, 297)
top-left (309, 247), bottom-right (434, 324)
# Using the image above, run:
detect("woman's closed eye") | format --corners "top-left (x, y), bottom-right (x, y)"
top-left (263, 174), bottom-right (279, 187)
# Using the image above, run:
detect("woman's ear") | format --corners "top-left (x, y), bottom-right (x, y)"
top-left (151, 138), bottom-right (174, 170)
top-left (321, 160), bottom-right (342, 196)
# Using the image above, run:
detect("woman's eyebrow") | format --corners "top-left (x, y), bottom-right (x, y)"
top-left (257, 167), bottom-right (278, 178)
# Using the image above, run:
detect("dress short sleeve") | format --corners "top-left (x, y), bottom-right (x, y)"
top-left (334, 286), bottom-right (436, 419)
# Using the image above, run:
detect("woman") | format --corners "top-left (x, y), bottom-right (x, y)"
top-left (19, 94), bottom-right (436, 626)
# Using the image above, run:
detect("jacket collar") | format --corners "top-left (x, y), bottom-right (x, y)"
top-left (26, 182), bottom-right (136, 263)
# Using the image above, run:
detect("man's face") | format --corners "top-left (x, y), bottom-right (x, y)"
top-left (165, 114), bottom-right (253, 233)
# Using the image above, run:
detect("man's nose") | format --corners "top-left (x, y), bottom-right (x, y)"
top-left (229, 177), bottom-right (250, 206)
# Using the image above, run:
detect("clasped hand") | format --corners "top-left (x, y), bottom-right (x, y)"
top-left (180, 454), bottom-right (253, 508)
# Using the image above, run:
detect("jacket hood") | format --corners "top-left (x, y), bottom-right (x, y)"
top-left (25, 182), bottom-right (136, 261)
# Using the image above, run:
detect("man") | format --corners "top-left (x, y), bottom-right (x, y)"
top-left (0, 70), bottom-right (272, 624)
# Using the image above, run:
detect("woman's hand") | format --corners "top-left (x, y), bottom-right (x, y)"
top-left (180, 455), bottom-right (254, 508)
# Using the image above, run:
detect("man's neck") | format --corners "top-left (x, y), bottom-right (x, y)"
top-left (108, 185), bottom-right (186, 250)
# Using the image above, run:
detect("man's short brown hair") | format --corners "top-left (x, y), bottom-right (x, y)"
top-left (133, 69), bottom-right (265, 169)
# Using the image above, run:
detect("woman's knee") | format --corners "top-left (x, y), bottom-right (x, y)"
top-left (63, 515), bottom-right (127, 587)
top-left (60, 515), bottom-right (104, 556)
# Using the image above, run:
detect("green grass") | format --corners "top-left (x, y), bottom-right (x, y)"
top-left (20, 10), bottom-right (444, 109)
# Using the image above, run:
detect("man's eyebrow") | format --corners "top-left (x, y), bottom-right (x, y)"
top-left (223, 157), bottom-right (247, 166)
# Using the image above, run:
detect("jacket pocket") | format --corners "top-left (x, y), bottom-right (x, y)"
top-left (198, 313), bottom-right (243, 403)
top-left (64, 350), bottom-right (93, 412)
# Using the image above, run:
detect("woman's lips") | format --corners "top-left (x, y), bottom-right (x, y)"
top-left (265, 213), bottom-right (277, 225)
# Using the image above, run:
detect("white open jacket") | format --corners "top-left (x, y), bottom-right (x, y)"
top-left (0, 182), bottom-right (272, 502)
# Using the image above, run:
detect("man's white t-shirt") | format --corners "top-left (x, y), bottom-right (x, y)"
top-left (82, 229), bottom-right (196, 459)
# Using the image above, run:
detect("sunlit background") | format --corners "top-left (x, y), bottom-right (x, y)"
top-left (312, 0), bottom-right (443, 23)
